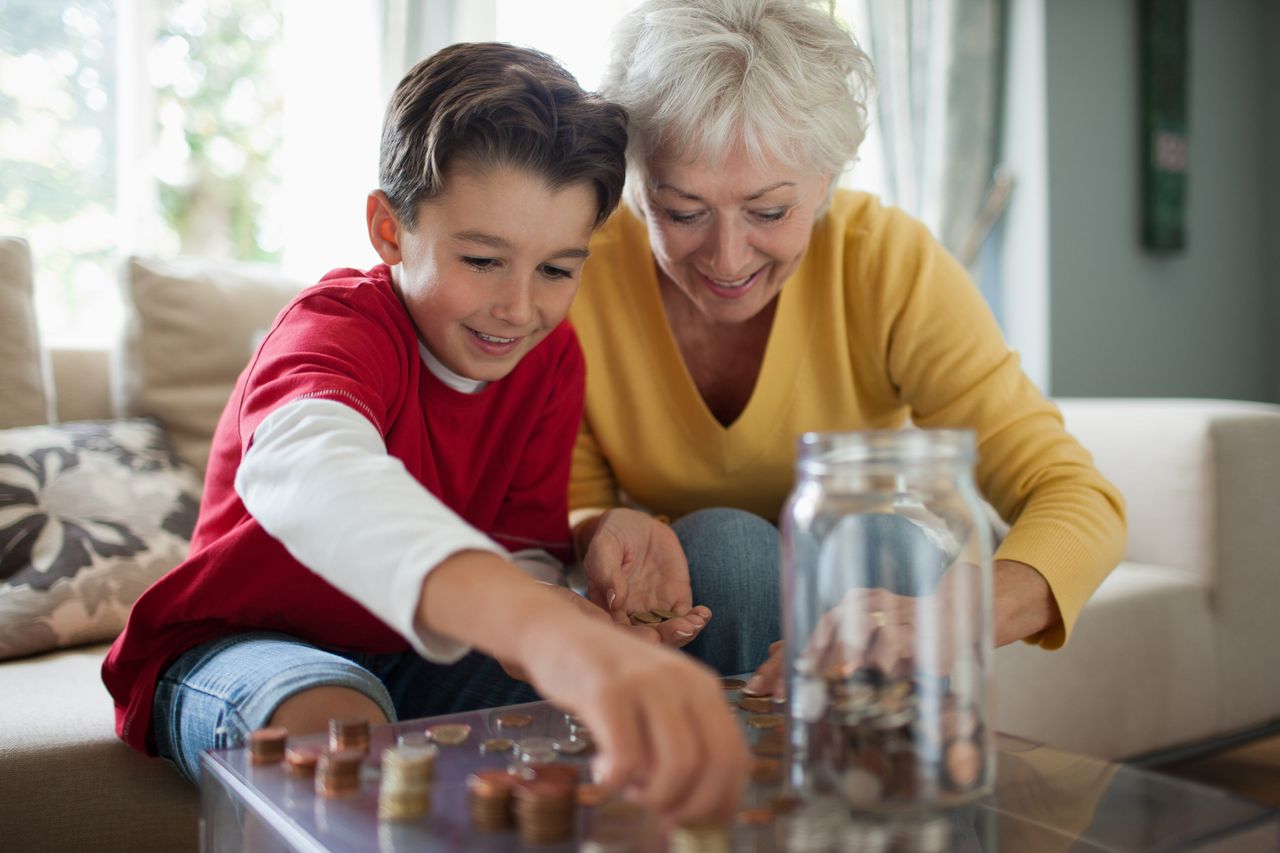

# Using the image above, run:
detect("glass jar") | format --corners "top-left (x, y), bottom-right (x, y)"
top-left (780, 429), bottom-right (994, 812)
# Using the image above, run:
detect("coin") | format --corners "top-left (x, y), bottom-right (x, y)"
top-left (944, 738), bottom-right (982, 789)
top-left (738, 807), bottom-right (774, 826)
top-left (719, 678), bottom-right (746, 691)
top-left (576, 782), bottom-right (609, 807)
top-left (554, 736), bottom-right (593, 756)
top-left (481, 737), bottom-right (514, 754)
top-left (738, 696), bottom-right (773, 714)
top-left (651, 608), bottom-right (681, 620)
top-left (749, 757), bottom-right (783, 785)
top-left (496, 712), bottom-right (534, 729)
top-left (284, 745), bottom-right (321, 778)
top-left (746, 714), bottom-right (785, 729)
top-left (630, 610), bottom-right (663, 624)
top-left (670, 823), bottom-right (730, 853)
top-left (428, 723), bottom-right (472, 746)
top-left (247, 726), bottom-right (287, 764)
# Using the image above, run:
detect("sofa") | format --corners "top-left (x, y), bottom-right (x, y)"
top-left (1, 235), bottom-right (1278, 851)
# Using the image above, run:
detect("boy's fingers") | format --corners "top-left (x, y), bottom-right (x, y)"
top-left (589, 691), bottom-right (646, 793)
top-left (670, 697), bottom-right (747, 825)
top-left (634, 688), bottom-right (701, 816)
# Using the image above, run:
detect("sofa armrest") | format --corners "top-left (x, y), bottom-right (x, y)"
top-left (1054, 398), bottom-right (1280, 590)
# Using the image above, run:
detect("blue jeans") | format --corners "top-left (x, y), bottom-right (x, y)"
top-left (672, 508), bottom-right (783, 677)
top-left (153, 631), bottom-right (537, 784)
top-left (670, 508), bottom-right (948, 678)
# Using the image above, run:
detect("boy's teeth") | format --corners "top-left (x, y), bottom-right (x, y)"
top-left (475, 331), bottom-right (516, 344)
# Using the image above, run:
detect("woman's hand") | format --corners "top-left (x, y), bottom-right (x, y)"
top-left (579, 508), bottom-right (711, 648)
top-left (518, 612), bottom-right (748, 825)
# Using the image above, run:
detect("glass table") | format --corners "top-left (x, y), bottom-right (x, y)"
top-left (201, 695), bottom-right (1280, 852)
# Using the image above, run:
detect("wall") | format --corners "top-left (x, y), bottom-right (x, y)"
top-left (1040, 0), bottom-right (1272, 401)
top-left (1267, 0), bottom-right (1280, 403)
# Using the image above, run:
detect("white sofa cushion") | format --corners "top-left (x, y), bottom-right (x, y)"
top-left (0, 644), bottom-right (198, 852)
top-left (118, 255), bottom-right (304, 472)
top-left (0, 237), bottom-right (50, 428)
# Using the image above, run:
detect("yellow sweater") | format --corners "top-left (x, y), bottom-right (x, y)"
top-left (569, 191), bottom-right (1125, 647)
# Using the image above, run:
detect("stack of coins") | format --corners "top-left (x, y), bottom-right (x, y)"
top-left (246, 726), bottom-right (287, 765)
top-left (669, 823), bottom-right (730, 853)
top-left (513, 779), bottom-right (575, 845)
top-left (284, 745), bottom-right (321, 779)
top-left (315, 749), bottom-right (363, 797)
top-left (427, 723), bottom-right (471, 746)
top-left (468, 768), bottom-right (518, 831)
top-left (328, 716), bottom-right (369, 754)
top-left (520, 762), bottom-right (579, 786)
top-left (377, 745), bottom-right (436, 821)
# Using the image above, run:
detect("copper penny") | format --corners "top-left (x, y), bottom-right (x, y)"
top-left (496, 713), bottom-right (534, 729)
top-left (739, 696), bottom-right (773, 714)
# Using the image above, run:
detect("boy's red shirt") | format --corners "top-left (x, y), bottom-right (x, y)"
top-left (102, 264), bottom-right (583, 753)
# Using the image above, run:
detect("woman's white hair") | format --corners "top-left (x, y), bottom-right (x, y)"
top-left (602, 0), bottom-right (875, 206)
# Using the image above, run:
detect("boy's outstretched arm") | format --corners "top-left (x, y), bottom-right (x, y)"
top-left (418, 550), bottom-right (749, 825)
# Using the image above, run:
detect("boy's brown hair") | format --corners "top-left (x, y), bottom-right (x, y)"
top-left (379, 43), bottom-right (628, 229)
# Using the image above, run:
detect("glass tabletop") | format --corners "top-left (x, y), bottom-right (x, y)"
top-left (200, 698), bottom-right (1279, 852)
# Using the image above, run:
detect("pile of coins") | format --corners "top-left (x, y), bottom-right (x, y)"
top-left (246, 726), bottom-right (287, 765)
top-left (628, 608), bottom-right (683, 625)
top-left (315, 748), bottom-right (363, 797)
top-left (377, 744), bottom-right (437, 821)
top-left (328, 716), bottom-right (370, 754)
top-left (468, 768), bottom-right (518, 831)
top-left (284, 745), bottom-right (321, 779)
top-left (790, 667), bottom-right (986, 808)
top-left (513, 779), bottom-right (576, 844)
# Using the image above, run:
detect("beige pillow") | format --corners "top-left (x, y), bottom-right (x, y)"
top-left (0, 237), bottom-right (50, 428)
top-left (118, 256), bottom-right (305, 472)
top-left (0, 419), bottom-right (202, 660)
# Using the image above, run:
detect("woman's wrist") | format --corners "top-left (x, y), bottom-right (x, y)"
top-left (993, 559), bottom-right (1061, 646)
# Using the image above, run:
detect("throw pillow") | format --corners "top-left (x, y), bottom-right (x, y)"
top-left (0, 236), bottom-right (51, 428)
top-left (0, 419), bottom-right (201, 660)
top-left (119, 255), bottom-right (305, 472)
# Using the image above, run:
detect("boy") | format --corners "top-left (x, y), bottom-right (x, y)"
top-left (102, 43), bottom-right (746, 824)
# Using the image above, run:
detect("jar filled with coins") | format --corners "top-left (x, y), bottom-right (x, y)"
top-left (780, 429), bottom-right (994, 811)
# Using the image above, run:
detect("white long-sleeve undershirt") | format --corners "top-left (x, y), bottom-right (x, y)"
top-left (235, 395), bottom-right (565, 663)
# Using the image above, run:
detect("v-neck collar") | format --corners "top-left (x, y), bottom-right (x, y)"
top-left (629, 216), bottom-right (824, 466)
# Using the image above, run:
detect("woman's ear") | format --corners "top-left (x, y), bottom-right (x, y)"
top-left (367, 190), bottom-right (404, 265)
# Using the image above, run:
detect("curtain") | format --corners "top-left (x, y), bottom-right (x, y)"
top-left (857, 0), bottom-right (1009, 268)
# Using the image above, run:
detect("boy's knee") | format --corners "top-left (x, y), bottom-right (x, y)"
top-left (268, 685), bottom-right (390, 737)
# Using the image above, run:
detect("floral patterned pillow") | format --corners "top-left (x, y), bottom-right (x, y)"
top-left (0, 419), bottom-right (201, 660)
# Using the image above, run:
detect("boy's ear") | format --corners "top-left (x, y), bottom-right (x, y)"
top-left (366, 190), bottom-right (404, 265)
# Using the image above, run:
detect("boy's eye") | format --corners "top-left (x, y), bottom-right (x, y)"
top-left (540, 264), bottom-right (573, 280)
top-left (464, 257), bottom-right (498, 270)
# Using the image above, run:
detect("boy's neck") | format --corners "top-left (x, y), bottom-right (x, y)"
top-left (417, 340), bottom-right (488, 394)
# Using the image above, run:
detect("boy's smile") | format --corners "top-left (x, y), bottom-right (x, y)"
top-left (369, 163), bottom-right (597, 383)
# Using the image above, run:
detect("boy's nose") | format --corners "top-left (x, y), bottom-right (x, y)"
top-left (492, 277), bottom-right (535, 327)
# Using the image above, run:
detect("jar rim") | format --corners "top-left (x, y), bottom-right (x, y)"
top-left (795, 429), bottom-right (976, 472)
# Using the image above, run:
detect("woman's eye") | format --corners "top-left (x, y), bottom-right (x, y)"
top-left (754, 209), bottom-right (788, 222)
top-left (540, 264), bottom-right (573, 280)
top-left (665, 209), bottom-right (701, 225)
top-left (464, 257), bottom-right (498, 270)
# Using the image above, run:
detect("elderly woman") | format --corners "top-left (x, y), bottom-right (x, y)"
top-left (570, 0), bottom-right (1126, 680)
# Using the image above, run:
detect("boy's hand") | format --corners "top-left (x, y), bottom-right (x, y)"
top-left (580, 508), bottom-right (711, 648)
top-left (494, 585), bottom-right (658, 682)
top-left (519, 614), bottom-right (748, 825)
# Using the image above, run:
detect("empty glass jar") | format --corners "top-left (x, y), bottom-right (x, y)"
top-left (779, 429), bottom-right (994, 812)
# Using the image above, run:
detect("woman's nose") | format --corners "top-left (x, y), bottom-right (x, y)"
top-left (705, 219), bottom-right (752, 275)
